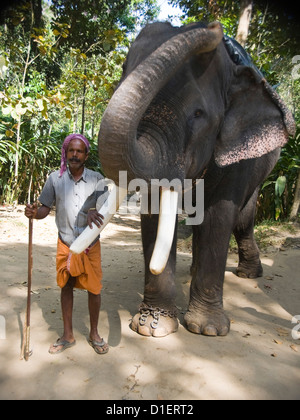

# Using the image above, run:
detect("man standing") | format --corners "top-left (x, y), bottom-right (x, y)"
top-left (25, 133), bottom-right (109, 355)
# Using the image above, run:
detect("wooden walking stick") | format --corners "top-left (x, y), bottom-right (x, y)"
top-left (20, 210), bottom-right (33, 361)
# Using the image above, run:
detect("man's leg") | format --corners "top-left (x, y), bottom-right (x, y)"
top-left (49, 276), bottom-right (76, 354)
top-left (88, 292), bottom-right (109, 354)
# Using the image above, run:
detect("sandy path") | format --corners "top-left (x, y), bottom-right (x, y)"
top-left (0, 206), bottom-right (299, 400)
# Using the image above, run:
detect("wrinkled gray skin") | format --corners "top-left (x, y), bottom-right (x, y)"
top-left (98, 22), bottom-right (295, 337)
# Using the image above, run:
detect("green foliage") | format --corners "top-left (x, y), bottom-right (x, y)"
top-left (257, 126), bottom-right (300, 221)
top-left (0, 0), bottom-right (299, 224)
top-left (0, 0), bottom-right (157, 204)
top-left (171, 0), bottom-right (240, 35)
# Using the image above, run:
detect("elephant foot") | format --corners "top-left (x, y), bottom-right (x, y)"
top-left (184, 306), bottom-right (230, 337)
top-left (236, 261), bottom-right (263, 279)
top-left (130, 303), bottom-right (179, 338)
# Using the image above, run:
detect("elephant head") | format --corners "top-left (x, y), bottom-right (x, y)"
top-left (98, 22), bottom-right (225, 183)
top-left (70, 21), bottom-right (295, 273)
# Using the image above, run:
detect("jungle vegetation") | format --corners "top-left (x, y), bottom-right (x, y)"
top-left (0, 0), bottom-right (299, 222)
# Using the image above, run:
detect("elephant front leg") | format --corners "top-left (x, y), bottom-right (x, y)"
top-left (185, 208), bottom-right (234, 336)
top-left (185, 280), bottom-right (230, 336)
top-left (130, 214), bottom-right (179, 337)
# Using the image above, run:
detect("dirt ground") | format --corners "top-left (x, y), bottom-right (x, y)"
top-left (0, 204), bottom-right (299, 401)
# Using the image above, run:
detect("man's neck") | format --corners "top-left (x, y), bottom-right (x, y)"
top-left (69, 166), bottom-right (85, 182)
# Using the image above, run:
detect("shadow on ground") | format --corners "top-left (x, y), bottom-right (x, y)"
top-left (0, 209), bottom-right (299, 400)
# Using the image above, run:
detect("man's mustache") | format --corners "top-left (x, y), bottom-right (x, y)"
top-left (69, 158), bottom-right (81, 163)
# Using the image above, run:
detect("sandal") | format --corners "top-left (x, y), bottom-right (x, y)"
top-left (88, 338), bottom-right (109, 355)
top-left (49, 338), bottom-right (76, 355)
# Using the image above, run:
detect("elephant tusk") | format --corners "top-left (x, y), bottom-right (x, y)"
top-left (150, 188), bottom-right (178, 276)
top-left (70, 183), bottom-right (127, 254)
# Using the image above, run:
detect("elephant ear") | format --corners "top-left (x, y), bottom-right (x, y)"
top-left (214, 66), bottom-right (296, 167)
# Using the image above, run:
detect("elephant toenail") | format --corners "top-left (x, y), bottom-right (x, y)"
top-left (187, 323), bottom-right (201, 334)
top-left (218, 326), bottom-right (230, 336)
top-left (137, 324), bottom-right (152, 336)
top-left (202, 325), bottom-right (218, 336)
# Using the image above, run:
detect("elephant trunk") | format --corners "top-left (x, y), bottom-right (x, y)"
top-left (98, 22), bottom-right (224, 183)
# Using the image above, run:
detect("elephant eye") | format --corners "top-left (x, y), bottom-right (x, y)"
top-left (194, 109), bottom-right (203, 118)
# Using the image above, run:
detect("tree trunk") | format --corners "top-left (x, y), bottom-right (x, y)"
top-left (290, 170), bottom-right (300, 221)
top-left (236, 0), bottom-right (253, 47)
top-left (14, 4), bottom-right (34, 204)
top-left (81, 82), bottom-right (86, 135)
top-left (81, 63), bottom-right (87, 134)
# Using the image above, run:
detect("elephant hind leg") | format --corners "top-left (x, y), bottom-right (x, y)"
top-left (234, 188), bottom-right (263, 279)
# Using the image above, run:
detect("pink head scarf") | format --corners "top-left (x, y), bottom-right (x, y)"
top-left (59, 133), bottom-right (90, 177)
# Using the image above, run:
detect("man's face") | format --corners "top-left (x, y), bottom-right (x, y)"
top-left (67, 138), bottom-right (89, 172)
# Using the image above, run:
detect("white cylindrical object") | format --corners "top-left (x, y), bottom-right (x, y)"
top-left (149, 188), bottom-right (178, 275)
top-left (70, 183), bottom-right (127, 254)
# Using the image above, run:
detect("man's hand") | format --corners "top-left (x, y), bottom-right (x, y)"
top-left (87, 209), bottom-right (104, 229)
top-left (25, 203), bottom-right (38, 219)
top-left (25, 203), bottom-right (50, 220)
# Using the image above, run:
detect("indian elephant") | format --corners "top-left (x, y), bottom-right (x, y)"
top-left (71, 21), bottom-right (295, 338)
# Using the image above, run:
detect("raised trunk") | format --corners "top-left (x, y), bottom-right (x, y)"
top-left (98, 22), bottom-right (224, 185)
